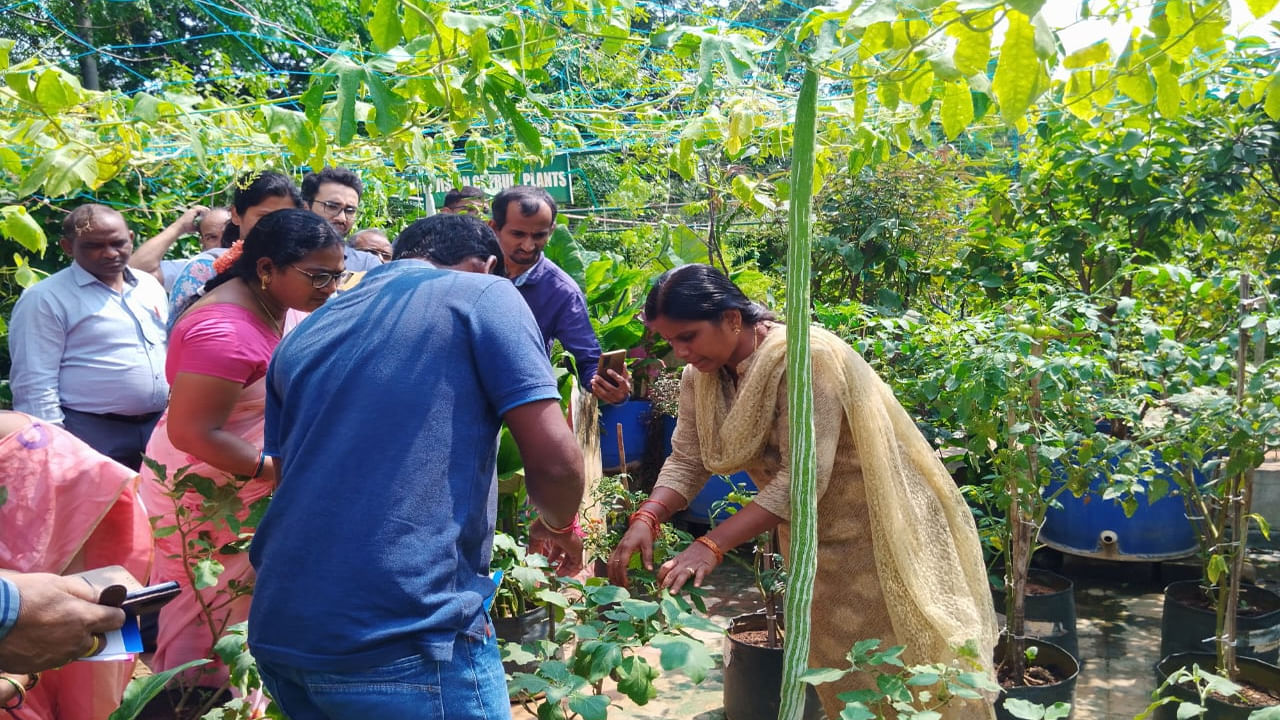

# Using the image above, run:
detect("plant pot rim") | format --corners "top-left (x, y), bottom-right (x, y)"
top-left (995, 634), bottom-right (1081, 686)
top-left (990, 567), bottom-right (1075, 596)
top-left (1156, 651), bottom-right (1280, 676)
top-left (1164, 580), bottom-right (1280, 618)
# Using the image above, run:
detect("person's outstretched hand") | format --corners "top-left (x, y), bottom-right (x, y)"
top-left (607, 522), bottom-right (655, 589)
top-left (529, 520), bottom-right (584, 577)
top-left (0, 573), bottom-right (126, 672)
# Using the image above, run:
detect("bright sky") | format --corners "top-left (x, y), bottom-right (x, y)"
top-left (1043, 0), bottom-right (1280, 54)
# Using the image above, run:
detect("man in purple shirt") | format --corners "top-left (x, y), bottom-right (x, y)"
top-left (490, 186), bottom-right (629, 403)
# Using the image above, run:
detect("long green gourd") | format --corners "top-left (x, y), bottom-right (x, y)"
top-left (778, 67), bottom-right (819, 720)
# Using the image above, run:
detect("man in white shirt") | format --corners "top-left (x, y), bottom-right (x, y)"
top-left (8, 204), bottom-right (169, 469)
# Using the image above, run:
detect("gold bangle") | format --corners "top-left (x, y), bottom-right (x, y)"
top-left (695, 535), bottom-right (725, 564)
top-left (538, 515), bottom-right (577, 535)
top-left (81, 633), bottom-right (103, 658)
top-left (0, 674), bottom-right (26, 710)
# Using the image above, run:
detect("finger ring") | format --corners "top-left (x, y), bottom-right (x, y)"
top-left (686, 567), bottom-right (695, 575)
top-left (81, 633), bottom-right (104, 658)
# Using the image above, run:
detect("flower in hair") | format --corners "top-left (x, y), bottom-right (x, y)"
top-left (213, 240), bottom-right (244, 274)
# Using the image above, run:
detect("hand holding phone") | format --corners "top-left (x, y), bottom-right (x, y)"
top-left (599, 350), bottom-right (627, 383)
top-left (120, 582), bottom-right (181, 616)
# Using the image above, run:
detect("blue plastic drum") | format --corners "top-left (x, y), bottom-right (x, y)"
top-left (599, 400), bottom-right (651, 470)
top-left (1040, 451), bottom-right (1203, 561)
top-left (684, 472), bottom-right (758, 524)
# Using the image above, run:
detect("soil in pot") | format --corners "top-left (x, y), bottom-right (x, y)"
top-left (1161, 581), bottom-right (1280, 664)
top-left (994, 635), bottom-right (1080, 720)
top-left (1155, 652), bottom-right (1280, 719)
top-left (723, 613), bottom-right (821, 720)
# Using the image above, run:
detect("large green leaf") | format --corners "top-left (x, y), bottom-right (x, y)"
top-left (1152, 64), bottom-right (1181, 118)
top-left (614, 655), bottom-right (659, 704)
top-left (107, 659), bottom-right (210, 720)
top-left (948, 10), bottom-right (992, 76)
top-left (940, 80), bottom-right (974, 140)
top-left (992, 11), bottom-right (1041, 124)
top-left (369, 0), bottom-right (402, 51)
top-left (1264, 71), bottom-right (1280, 121)
top-left (333, 57), bottom-right (364, 145)
top-left (650, 633), bottom-right (715, 683)
top-left (364, 69), bottom-right (405, 135)
top-left (44, 148), bottom-right (100, 196)
top-left (0, 205), bottom-right (46, 254)
top-left (1245, 0), bottom-right (1279, 16)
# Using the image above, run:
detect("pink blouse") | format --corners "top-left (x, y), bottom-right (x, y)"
top-left (166, 303), bottom-right (279, 386)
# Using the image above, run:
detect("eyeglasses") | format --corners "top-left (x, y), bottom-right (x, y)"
top-left (289, 265), bottom-right (353, 289)
top-left (362, 248), bottom-right (392, 261)
top-left (313, 199), bottom-right (359, 220)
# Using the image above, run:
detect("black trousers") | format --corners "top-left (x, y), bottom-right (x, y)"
top-left (61, 407), bottom-right (162, 471)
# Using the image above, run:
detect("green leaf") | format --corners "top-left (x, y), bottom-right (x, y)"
top-left (333, 57), bottom-right (364, 146)
top-left (44, 148), bottom-right (100, 196)
top-left (0, 205), bottom-right (47, 254)
top-left (33, 67), bottom-right (82, 112)
top-left (1207, 553), bottom-right (1228, 585)
top-left (442, 11), bottom-right (503, 35)
top-left (1176, 701), bottom-right (1207, 719)
top-left (192, 557), bottom-right (225, 590)
top-left (1245, 0), bottom-right (1279, 16)
top-left (992, 11), bottom-right (1042, 124)
top-left (1153, 64), bottom-right (1181, 118)
top-left (364, 69), bottom-right (404, 135)
top-left (949, 12), bottom-right (993, 77)
top-left (614, 655), bottom-right (659, 704)
top-left (839, 705), bottom-right (877, 720)
top-left (369, 0), bottom-right (402, 51)
top-left (800, 667), bottom-right (849, 685)
top-left (651, 633), bottom-right (715, 683)
top-left (1117, 69), bottom-right (1155, 105)
top-left (1264, 71), bottom-right (1280, 121)
top-left (567, 694), bottom-right (611, 720)
top-left (1002, 697), bottom-right (1048, 719)
top-left (940, 80), bottom-right (974, 140)
top-left (107, 659), bottom-right (210, 720)
top-left (1064, 40), bottom-right (1110, 69)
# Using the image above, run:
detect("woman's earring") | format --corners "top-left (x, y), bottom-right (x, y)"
top-left (734, 326), bottom-right (742, 334)
top-left (260, 275), bottom-right (269, 290)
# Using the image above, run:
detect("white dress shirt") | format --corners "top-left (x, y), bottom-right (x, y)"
top-left (9, 262), bottom-right (170, 422)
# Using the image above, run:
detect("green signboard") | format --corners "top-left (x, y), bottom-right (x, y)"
top-left (430, 154), bottom-right (572, 206)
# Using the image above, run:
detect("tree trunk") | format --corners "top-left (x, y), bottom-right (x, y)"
top-left (75, 0), bottom-right (99, 90)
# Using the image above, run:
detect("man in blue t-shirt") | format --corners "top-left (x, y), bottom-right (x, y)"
top-left (248, 214), bottom-right (584, 719)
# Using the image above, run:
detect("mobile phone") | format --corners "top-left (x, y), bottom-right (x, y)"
top-left (599, 350), bottom-right (627, 380)
top-left (121, 581), bottom-right (181, 616)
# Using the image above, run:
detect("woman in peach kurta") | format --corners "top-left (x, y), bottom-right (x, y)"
top-left (609, 264), bottom-right (996, 720)
top-left (0, 411), bottom-right (152, 720)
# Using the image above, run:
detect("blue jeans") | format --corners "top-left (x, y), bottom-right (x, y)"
top-left (257, 633), bottom-right (510, 720)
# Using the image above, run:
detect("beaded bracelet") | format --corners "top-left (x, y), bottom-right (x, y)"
top-left (695, 535), bottom-right (725, 564)
top-left (537, 514), bottom-right (578, 535)
top-left (0, 675), bottom-right (26, 711)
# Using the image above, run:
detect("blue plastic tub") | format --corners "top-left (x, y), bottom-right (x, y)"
top-left (1040, 451), bottom-right (1204, 561)
top-left (599, 400), bottom-right (651, 470)
top-left (684, 472), bottom-right (757, 524)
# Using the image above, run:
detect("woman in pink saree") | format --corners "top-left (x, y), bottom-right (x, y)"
top-left (0, 411), bottom-right (151, 720)
top-left (139, 207), bottom-right (344, 686)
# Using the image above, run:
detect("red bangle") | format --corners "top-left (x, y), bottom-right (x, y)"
top-left (538, 514), bottom-right (577, 535)
top-left (640, 498), bottom-right (677, 517)
top-left (695, 535), bottom-right (725, 564)
top-left (629, 509), bottom-right (660, 539)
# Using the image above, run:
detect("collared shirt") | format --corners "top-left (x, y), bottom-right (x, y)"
top-left (343, 246), bottom-right (382, 272)
top-left (0, 576), bottom-right (17, 643)
top-left (9, 263), bottom-right (170, 423)
top-left (511, 256), bottom-right (600, 386)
